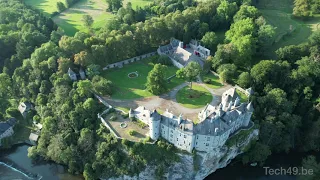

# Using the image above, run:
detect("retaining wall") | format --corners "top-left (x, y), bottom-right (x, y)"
top-left (103, 52), bottom-right (157, 70)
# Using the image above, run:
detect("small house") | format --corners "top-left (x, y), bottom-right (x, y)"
top-left (68, 68), bottom-right (77, 81)
top-left (29, 133), bottom-right (39, 145)
top-left (0, 118), bottom-right (17, 144)
top-left (18, 102), bottom-right (33, 118)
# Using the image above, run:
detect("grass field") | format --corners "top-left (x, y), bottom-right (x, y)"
top-left (25, 0), bottom-right (152, 36)
top-left (101, 57), bottom-right (184, 99)
top-left (201, 72), bottom-right (223, 89)
top-left (25, 0), bottom-right (65, 15)
top-left (176, 84), bottom-right (213, 109)
top-left (257, 0), bottom-right (320, 56)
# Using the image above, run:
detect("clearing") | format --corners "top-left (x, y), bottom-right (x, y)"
top-left (101, 57), bottom-right (185, 100)
top-left (256, 0), bottom-right (320, 57)
top-left (25, 0), bottom-right (152, 36)
top-left (176, 84), bottom-right (213, 109)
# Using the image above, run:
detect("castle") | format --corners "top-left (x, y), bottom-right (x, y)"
top-left (129, 88), bottom-right (254, 152)
top-left (157, 38), bottom-right (210, 69)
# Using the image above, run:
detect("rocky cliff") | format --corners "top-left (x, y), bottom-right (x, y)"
top-left (109, 128), bottom-right (259, 180)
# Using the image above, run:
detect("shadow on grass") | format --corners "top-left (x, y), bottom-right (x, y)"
top-left (52, 16), bottom-right (79, 36)
top-left (176, 85), bottom-right (213, 108)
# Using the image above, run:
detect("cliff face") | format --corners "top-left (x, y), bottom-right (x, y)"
top-left (109, 129), bottom-right (259, 180)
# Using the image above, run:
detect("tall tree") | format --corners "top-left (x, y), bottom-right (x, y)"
top-left (146, 64), bottom-right (167, 95)
top-left (176, 61), bottom-right (201, 89)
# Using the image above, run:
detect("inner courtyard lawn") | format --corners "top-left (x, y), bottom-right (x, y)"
top-left (176, 84), bottom-right (213, 109)
top-left (201, 72), bottom-right (223, 89)
top-left (102, 58), bottom-right (184, 99)
top-left (236, 89), bottom-right (249, 103)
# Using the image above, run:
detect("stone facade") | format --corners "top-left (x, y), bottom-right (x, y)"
top-left (157, 38), bottom-right (210, 69)
top-left (130, 88), bottom-right (254, 153)
top-left (102, 52), bottom-right (157, 70)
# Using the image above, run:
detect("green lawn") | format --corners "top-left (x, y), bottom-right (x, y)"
top-left (101, 57), bottom-right (184, 99)
top-left (257, 0), bottom-right (320, 57)
top-left (176, 84), bottom-right (213, 109)
top-left (201, 72), bottom-right (223, 89)
top-left (25, 0), bottom-right (65, 16)
top-left (236, 89), bottom-right (248, 103)
top-left (25, 0), bottom-right (153, 36)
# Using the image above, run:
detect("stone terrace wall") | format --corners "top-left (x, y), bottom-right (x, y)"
top-left (103, 52), bottom-right (157, 70)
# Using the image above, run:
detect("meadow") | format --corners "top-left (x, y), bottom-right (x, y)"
top-left (256, 0), bottom-right (320, 56)
top-left (101, 57), bottom-right (184, 100)
top-left (25, 0), bottom-right (152, 36)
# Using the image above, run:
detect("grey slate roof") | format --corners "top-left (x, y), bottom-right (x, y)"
top-left (0, 118), bottom-right (16, 134)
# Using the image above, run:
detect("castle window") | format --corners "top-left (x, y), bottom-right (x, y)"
top-left (196, 142), bottom-right (198, 145)
top-left (177, 138), bottom-right (178, 141)
top-left (184, 135), bottom-right (186, 138)
top-left (197, 136), bottom-right (199, 139)
top-left (207, 137), bottom-right (210, 141)
top-left (206, 143), bottom-right (209, 146)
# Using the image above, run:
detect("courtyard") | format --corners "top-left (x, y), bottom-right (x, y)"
top-left (105, 112), bottom-right (149, 142)
top-left (101, 57), bottom-right (185, 100)
top-left (176, 84), bottom-right (213, 109)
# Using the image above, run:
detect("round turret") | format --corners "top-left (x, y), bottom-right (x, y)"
top-left (149, 110), bottom-right (161, 140)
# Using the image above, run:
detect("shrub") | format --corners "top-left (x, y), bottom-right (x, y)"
top-left (128, 130), bottom-right (137, 136)
top-left (203, 78), bottom-right (211, 84)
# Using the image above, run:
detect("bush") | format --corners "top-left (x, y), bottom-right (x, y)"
top-left (203, 78), bottom-right (211, 84)
top-left (128, 130), bottom-right (137, 136)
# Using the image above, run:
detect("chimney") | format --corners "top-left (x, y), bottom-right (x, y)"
top-left (179, 41), bottom-right (183, 48)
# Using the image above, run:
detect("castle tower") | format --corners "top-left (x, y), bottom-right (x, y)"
top-left (129, 108), bottom-right (134, 119)
top-left (243, 102), bottom-right (254, 127)
top-left (178, 114), bottom-right (183, 125)
top-left (233, 97), bottom-right (240, 108)
top-left (149, 110), bottom-right (161, 140)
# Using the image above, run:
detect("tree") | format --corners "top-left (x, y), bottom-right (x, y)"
top-left (233, 5), bottom-right (261, 22)
top-left (298, 156), bottom-right (320, 180)
top-left (293, 0), bottom-right (311, 18)
top-left (57, 2), bottom-right (66, 13)
top-left (105, 0), bottom-right (123, 12)
top-left (176, 61), bottom-right (201, 89)
top-left (237, 72), bottom-right (251, 88)
top-left (201, 32), bottom-right (217, 52)
top-left (217, 63), bottom-right (237, 83)
top-left (86, 64), bottom-right (101, 78)
top-left (77, 80), bottom-right (92, 97)
top-left (146, 64), bottom-right (167, 95)
top-left (74, 51), bottom-right (94, 67)
top-left (82, 15), bottom-right (93, 29)
top-left (92, 76), bottom-right (113, 96)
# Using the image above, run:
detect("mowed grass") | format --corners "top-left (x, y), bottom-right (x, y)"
top-left (24, 0), bottom-right (64, 16)
top-left (201, 72), bottom-right (223, 89)
top-left (101, 57), bottom-right (184, 99)
top-left (176, 84), bottom-right (213, 109)
top-left (52, 0), bottom-right (115, 36)
top-left (26, 0), bottom-right (153, 36)
top-left (257, 0), bottom-right (320, 57)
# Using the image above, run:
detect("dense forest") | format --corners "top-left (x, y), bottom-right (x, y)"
top-left (0, 0), bottom-right (319, 179)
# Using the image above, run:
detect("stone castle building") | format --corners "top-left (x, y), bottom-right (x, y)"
top-left (129, 88), bottom-right (254, 152)
top-left (157, 38), bottom-right (210, 69)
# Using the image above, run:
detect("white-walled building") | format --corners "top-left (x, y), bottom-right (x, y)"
top-left (130, 88), bottom-right (254, 152)
top-left (0, 118), bottom-right (17, 143)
